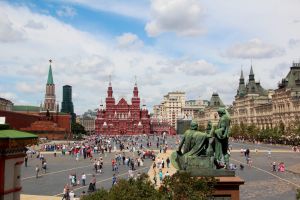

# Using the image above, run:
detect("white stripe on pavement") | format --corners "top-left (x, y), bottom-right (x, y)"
top-left (231, 158), bottom-right (300, 188)
top-left (53, 166), bottom-right (149, 196)
top-left (22, 164), bottom-right (93, 180)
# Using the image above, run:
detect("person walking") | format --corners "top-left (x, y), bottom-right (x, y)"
top-left (153, 174), bottom-right (157, 186)
top-left (24, 155), bottom-right (28, 167)
top-left (35, 165), bottom-right (40, 178)
top-left (81, 173), bottom-right (86, 186)
top-left (272, 161), bottom-right (277, 172)
top-left (268, 150), bottom-right (272, 158)
top-left (112, 174), bottom-right (117, 186)
top-left (159, 170), bottom-right (163, 182)
top-left (42, 161), bottom-right (47, 173)
top-left (166, 157), bottom-right (170, 168)
top-left (165, 171), bottom-right (170, 178)
top-left (93, 159), bottom-right (98, 173)
top-left (69, 190), bottom-right (75, 200)
top-left (62, 184), bottom-right (70, 200)
top-left (91, 174), bottom-right (96, 191)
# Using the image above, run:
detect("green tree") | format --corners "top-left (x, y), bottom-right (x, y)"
top-left (71, 122), bottom-right (86, 138)
top-left (230, 124), bottom-right (240, 138)
top-left (159, 172), bottom-right (216, 200)
top-left (81, 188), bottom-right (109, 200)
top-left (109, 174), bottom-right (162, 200)
top-left (0, 124), bottom-right (10, 130)
top-left (297, 189), bottom-right (300, 200)
top-left (82, 174), bottom-right (162, 200)
top-left (82, 172), bottom-right (215, 200)
top-left (246, 124), bottom-right (258, 140)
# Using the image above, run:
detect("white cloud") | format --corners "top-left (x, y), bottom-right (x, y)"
top-left (25, 20), bottom-right (46, 30)
top-left (56, 6), bottom-right (77, 17)
top-left (3, 1), bottom-right (300, 114)
top-left (0, 92), bottom-right (16, 101)
top-left (116, 33), bottom-right (143, 49)
top-left (157, 59), bottom-right (216, 76)
top-left (0, 13), bottom-right (26, 43)
top-left (179, 60), bottom-right (217, 76)
top-left (224, 39), bottom-right (285, 59)
top-left (16, 82), bottom-right (43, 94)
top-left (288, 39), bottom-right (300, 48)
top-left (145, 0), bottom-right (204, 37)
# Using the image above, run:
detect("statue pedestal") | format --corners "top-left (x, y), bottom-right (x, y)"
top-left (212, 176), bottom-right (244, 200)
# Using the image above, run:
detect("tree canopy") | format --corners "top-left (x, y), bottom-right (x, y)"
top-left (81, 172), bottom-right (215, 200)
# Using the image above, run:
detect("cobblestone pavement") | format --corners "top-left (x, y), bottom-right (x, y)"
top-left (231, 142), bottom-right (300, 200)
top-left (21, 137), bottom-right (300, 200)
top-left (147, 150), bottom-right (177, 187)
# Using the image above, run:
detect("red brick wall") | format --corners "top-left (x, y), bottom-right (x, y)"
top-left (0, 111), bottom-right (71, 137)
top-left (54, 115), bottom-right (71, 132)
top-left (0, 111), bottom-right (40, 129)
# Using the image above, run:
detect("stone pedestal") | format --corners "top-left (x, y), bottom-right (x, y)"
top-left (212, 176), bottom-right (244, 200)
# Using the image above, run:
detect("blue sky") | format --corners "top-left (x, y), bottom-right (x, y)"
top-left (1, 0), bottom-right (300, 114)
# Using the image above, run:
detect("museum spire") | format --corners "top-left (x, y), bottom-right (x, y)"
top-left (133, 76), bottom-right (139, 97)
top-left (107, 75), bottom-right (113, 98)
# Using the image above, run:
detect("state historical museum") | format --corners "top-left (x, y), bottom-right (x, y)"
top-left (95, 81), bottom-right (151, 135)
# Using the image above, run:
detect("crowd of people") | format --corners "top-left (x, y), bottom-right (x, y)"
top-left (25, 133), bottom-right (179, 200)
top-left (24, 133), bottom-right (295, 199)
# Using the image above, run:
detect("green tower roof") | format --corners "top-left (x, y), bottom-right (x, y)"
top-left (47, 64), bottom-right (54, 85)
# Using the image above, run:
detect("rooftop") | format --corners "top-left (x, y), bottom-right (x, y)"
top-left (0, 130), bottom-right (38, 139)
top-left (12, 105), bottom-right (40, 112)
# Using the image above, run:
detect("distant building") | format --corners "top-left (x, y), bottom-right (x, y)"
top-left (61, 85), bottom-right (76, 123)
top-left (150, 117), bottom-right (176, 135)
top-left (183, 99), bottom-right (209, 119)
top-left (196, 92), bottom-right (225, 127)
top-left (95, 80), bottom-right (151, 135)
top-left (79, 117), bottom-right (95, 134)
top-left (0, 97), bottom-right (13, 111)
top-left (153, 92), bottom-right (208, 129)
top-left (231, 66), bottom-right (270, 126)
top-left (231, 62), bottom-right (300, 129)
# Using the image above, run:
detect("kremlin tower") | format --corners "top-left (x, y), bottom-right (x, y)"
top-left (43, 60), bottom-right (57, 112)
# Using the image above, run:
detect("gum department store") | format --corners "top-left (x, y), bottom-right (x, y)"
top-left (229, 62), bottom-right (300, 129)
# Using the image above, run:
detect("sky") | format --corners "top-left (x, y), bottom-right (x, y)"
top-left (1, 0), bottom-right (300, 114)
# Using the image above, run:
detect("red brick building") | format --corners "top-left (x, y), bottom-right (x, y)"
top-left (0, 110), bottom-right (71, 140)
top-left (95, 81), bottom-right (150, 135)
top-left (150, 117), bottom-right (176, 135)
top-left (0, 61), bottom-right (72, 140)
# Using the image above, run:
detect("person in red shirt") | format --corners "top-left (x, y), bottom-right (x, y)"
top-left (112, 159), bottom-right (116, 171)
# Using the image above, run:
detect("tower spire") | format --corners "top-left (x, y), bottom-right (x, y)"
top-left (249, 64), bottom-right (255, 81)
top-left (47, 59), bottom-right (54, 85)
top-left (107, 75), bottom-right (113, 98)
top-left (133, 76), bottom-right (139, 98)
top-left (44, 59), bottom-right (56, 112)
top-left (240, 66), bottom-right (244, 79)
top-left (239, 68), bottom-right (245, 84)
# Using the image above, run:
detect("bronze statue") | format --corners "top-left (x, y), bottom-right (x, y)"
top-left (171, 107), bottom-right (233, 176)
top-left (214, 108), bottom-right (230, 168)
